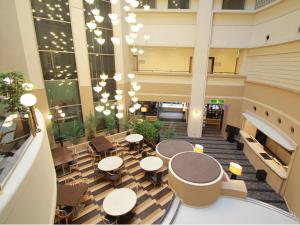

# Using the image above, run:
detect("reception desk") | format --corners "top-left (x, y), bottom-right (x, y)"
top-left (240, 130), bottom-right (288, 194)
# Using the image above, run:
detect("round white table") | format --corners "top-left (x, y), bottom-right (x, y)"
top-left (98, 156), bottom-right (123, 172)
top-left (125, 134), bottom-right (143, 143)
top-left (103, 188), bottom-right (137, 216)
top-left (140, 156), bottom-right (163, 172)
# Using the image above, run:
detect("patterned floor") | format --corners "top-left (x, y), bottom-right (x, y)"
top-left (160, 121), bottom-right (289, 211)
top-left (56, 140), bottom-right (174, 224)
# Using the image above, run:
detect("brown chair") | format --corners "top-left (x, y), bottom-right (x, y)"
top-left (69, 148), bottom-right (79, 173)
top-left (109, 139), bottom-right (120, 156)
top-left (103, 214), bottom-right (118, 224)
top-left (55, 207), bottom-right (74, 224)
top-left (150, 171), bottom-right (163, 187)
top-left (104, 170), bottom-right (122, 187)
top-left (141, 151), bottom-right (148, 159)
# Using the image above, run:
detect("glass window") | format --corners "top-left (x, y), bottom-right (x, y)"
top-left (168, 0), bottom-right (189, 9)
top-left (137, 0), bottom-right (156, 9)
top-left (50, 105), bottom-right (84, 142)
top-left (31, 0), bottom-right (84, 143)
top-left (222, 0), bottom-right (245, 9)
top-left (83, 0), bottom-right (117, 132)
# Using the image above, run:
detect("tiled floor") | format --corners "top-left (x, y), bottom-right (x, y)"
top-left (56, 140), bottom-right (174, 224)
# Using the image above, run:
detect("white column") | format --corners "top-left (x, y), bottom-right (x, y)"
top-left (69, 0), bottom-right (94, 122)
top-left (187, 0), bottom-right (213, 138)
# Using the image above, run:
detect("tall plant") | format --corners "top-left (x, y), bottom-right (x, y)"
top-left (104, 112), bottom-right (116, 135)
top-left (132, 119), bottom-right (161, 144)
top-left (0, 72), bottom-right (26, 112)
top-left (85, 112), bottom-right (96, 140)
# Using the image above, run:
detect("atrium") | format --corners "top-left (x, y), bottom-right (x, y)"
top-left (0, 0), bottom-right (299, 224)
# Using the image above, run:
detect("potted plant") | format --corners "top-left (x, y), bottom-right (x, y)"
top-left (104, 112), bottom-right (117, 135)
top-left (0, 72), bottom-right (26, 113)
top-left (66, 120), bottom-right (84, 145)
top-left (85, 112), bottom-right (96, 140)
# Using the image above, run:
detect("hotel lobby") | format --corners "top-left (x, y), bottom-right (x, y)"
top-left (0, 0), bottom-right (300, 224)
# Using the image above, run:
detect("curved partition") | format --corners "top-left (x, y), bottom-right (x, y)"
top-left (0, 110), bottom-right (56, 224)
top-left (168, 152), bottom-right (223, 206)
top-left (156, 139), bottom-right (194, 166)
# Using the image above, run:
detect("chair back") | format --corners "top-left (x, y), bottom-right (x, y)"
top-left (141, 151), bottom-right (148, 159)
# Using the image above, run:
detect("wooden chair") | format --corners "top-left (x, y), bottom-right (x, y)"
top-left (150, 171), bottom-right (163, 187)
top-left (69, 148), bottom-right (79, 173)
top-left (109, 139), bottom-right (120, 156)
top-left (55, 207), bottom-right (74, 224)
top-left (103, 214), bottom-right (118, 224)
top-left (104, 170), bottom-right (122, 187)
top-left (141, 151), bottom-right (148, 159)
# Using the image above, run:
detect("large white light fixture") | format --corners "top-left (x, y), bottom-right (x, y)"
top-left (100, 73), bottom-right (108, 80)
top-left (94, 15), bottom-right (104, 23)
top-left (131, 47), bottom-right (138, 54)
top-left (126, 36), bottom-right (134, 45)
top-left (100, 98), bottom-right (108, 103)
top-left (130, 0), bottom-right (139, 8)
top-left (144, 35), bottom-right (150, 40)
top-left (95, 105), bottom-right (104, 112)
top-left (114, 94), bottom-right (123, 101)
top-left (116, 112), bottom-right (124, 119)
top-left (128, 90), bottom-right (135, 97)
top-left (93, 85), bottom-right (102, 93)
top-left (111, 37), bottom-right (120, 45)
top-left (117, 104), bottom-right (124, 111)
top-left (108, 13), bottom-right (118, 21)
top-left (96, 38), bottom-right (105, 45)
top-left (129, 107), bottom-right (136, 113)
top-left (86, 21), bottom-right (97, 30)
top-left (113, 73), bottom-right (122, 81)
top-left (128, 73), bottom-right (135, 79)
top-left (94, 29), bottom-right (102, 36)
top-left (91, 8), bottom-right (100, 16)
top-left (124, 5), bottom-right (131, 11)
top-left (85, 0), bottom-right (94, 4)
top-left (116, 89), bottom-right (123, 95)
top-left (132, 96), bottom-right (138, 102)
top-left (20, 93), bottom-right (37, 107)
top-left (101, 92), bottom-right (110, 99)
top-left (99, 81), bottom-right (107, 87)
top-left (133, 85), bottom-right (141, 91)
top-left (134, 103), bottom-right (141, 110)
top-left (103, 109), bottom-right (111, 116)
top-left (144, 4), bottom-right (150, 10)
top-left (110, 0), bottom-right (118, 4)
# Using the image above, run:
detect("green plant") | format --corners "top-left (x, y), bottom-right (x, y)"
top-left (0, 72), bottom-right (26, 113)
top-left (65, 120), bottom-right (84, 145)
top-left (104, 112), bottom-right (116, 135)
top-left (85, 112), bottom-right (96, 139)
top-left (132, 119), bottom-right (160, 144)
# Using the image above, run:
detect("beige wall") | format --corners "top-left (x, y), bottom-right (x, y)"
top-left (209, 49), bottom-right (238, 73)
top-left (137, 47), bottom-right (193, 72)
top-left (0, 110), bottom-right (56, 224)
top-left (242, 81), bottom-right (300, 218)
top-left (245, 40), bottom-right (300, 92)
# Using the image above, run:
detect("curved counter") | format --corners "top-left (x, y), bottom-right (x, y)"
top-left (0, 110), bottom-right (56, 224)
top-left (168, 152), bottom-right (223, 206)
top-left (156, 139), bottom-right (194, 166)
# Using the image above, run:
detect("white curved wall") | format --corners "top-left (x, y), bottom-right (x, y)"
top-left (0, 110), bottom-right (56, 224)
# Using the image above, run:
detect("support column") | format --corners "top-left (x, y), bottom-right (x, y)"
top-left (69, 0), bottom-right (94, 127)
top-left (187, 0), bottom-right (213, 138)
top-left (111, 1), bottom-right (132, 129)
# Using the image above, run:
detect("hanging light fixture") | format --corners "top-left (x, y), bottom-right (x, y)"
top-left (111, 37), bottom-right (120, 45)
top-left (101, 92), bottom-right (110, 99)
top-left (128, 90), bottom-right (135, 97)
top-left (94, 29), bottom-right (102, 36)
top-left (96, 38), bottom-right (105, 45)
top-left (85, 0), bottom-right (94, 4)
top-left (116, 89), bottom-right (123, 95)
top-left (129, 107), bottom-right (136, 113)
top-left (132, 96), bottom-right (138, 102)
top-left (93, 85), bottom-right (102, 93)
top-left (99, 81), bottom-right (107, 87)
top-left (134, 103), bottom-right (141, 110)
top-left (144, 4), bottom-right (150, 10)
top-left (124, 5), bottom-right (131, 11)
top-left (95, 105), bottom-right (104, 112)
top-left (128, 73), bottom-right (135, 79)
top-left (131, 47), bottom-right (138, 54)
top-left (125, 36), bottom-right (134, 45)
top-left (108, 13), bottom-right (118, 21)
top-left (130, 0), bottom-right (139, 8)
top-left (91, 8), bottom-right (100, 16)
top-left (94, 15), bottom-right (104, 23)
top-left (113, 73), bottom-right (122, 81)
top-left (103, 109), bottom-right (111, 116)
top-left (116, 112), bottom-right (124, 119)
top-left (86, 21), bottom-right (97, 30)
top-left (133, 84), bottom-right (141, 91)
top-left (129, 33), bottom-right (137, 39)
top-left (117, 104), bottom-right (124, 110)
top-left (100, 73), bottom-right (108, 80)
top-left (100, 98), bottom-right (108, 103)
top-left (110, 0), bottom-right (118, 4)
top-left (144, 35), bottom-right (150, 40)
top-left (138, 49), bottom-right (144, 55)
top-left (114, 94), bottom-right (123, 101)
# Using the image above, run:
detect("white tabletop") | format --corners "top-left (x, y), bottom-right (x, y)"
top-left (126, 134), bottom-right (143, 143)
top-left (103, 188), bottom-right (137, 216)
top-left (98, 156), bottom-right (123, 172)
top-left (140, 156), bottom-right (163, 172)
